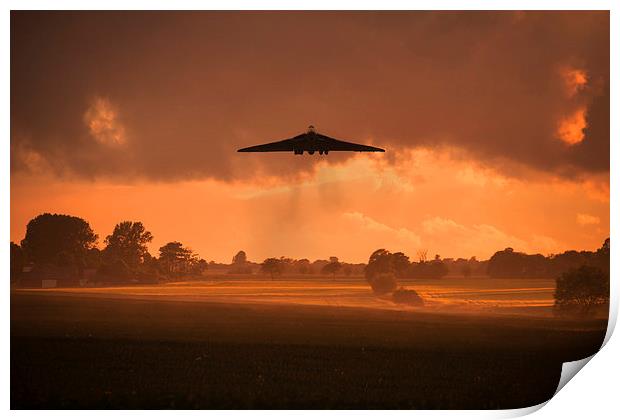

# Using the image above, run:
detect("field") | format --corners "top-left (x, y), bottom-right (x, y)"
top-left (11, 278), bottom-right (607, 409)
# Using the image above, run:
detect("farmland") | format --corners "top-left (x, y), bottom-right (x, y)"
top-left (11, 277), bottom-right (607, 409)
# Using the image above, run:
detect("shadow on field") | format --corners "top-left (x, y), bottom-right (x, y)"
top-left (11, 293), bottom-right (606, 409)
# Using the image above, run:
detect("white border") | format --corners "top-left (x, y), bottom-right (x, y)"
top-left (3, 1), bottom-right (617, 418)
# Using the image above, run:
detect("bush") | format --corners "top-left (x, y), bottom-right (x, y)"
top-left (368, 272), bottom-right (398, 295)
top-left (554, 265), bottom-right (609, 316)
top-left (392, 288), bottom-right (424, 306)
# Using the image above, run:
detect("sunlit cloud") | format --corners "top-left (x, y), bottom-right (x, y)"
top-left (577, 213), bottom-right (600, 226)
top-left (421, 217), bottom-right (563, 258)
top-left (560, 66), bottom-right (588, 98)
top-left (84, 97), bottom-right (127, 146)
top-left (557, 107), bottom-right (587, 145)
top-left (342, 212), bottom-right (423, 250)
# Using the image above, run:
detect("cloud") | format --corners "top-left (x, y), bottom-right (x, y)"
top-left (84, 97), bottom-right (127, 146)
top-left (339, 212), bottom-right (565, 260)
top-left (557, 107), bottom-right (587, 145)
top-left (577, 213), bottom-right (600, 226)
top-left (420, 216), bottom-right (563, 258)
top-left (560, 66), bottom-right (588, 98)
top-left (421, 217), bottom-right (527, 256)
top-left (11, 138), bottom-right (50, 174)
top-left (10, 11), bottom-right (609, 183)
top-left (342, 212), bottom-right (422, 250)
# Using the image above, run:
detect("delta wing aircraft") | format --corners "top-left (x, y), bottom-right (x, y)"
top-left (237, 126), bottom-right (385, 155)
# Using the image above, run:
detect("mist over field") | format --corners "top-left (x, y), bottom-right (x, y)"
top-left (17, 277), bottom-right (558, 317)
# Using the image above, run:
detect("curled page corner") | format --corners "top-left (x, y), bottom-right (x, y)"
top-left (554, 355), bottom-right (595, 396)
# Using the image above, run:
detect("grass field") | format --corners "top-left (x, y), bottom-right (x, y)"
top-left (10, 279), bottom-right (607, 409)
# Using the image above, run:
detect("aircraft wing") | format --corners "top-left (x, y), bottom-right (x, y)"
top-left (317, 133), bottom-right (385, 152)
top-left (237, 133), bottom-right (304, 152)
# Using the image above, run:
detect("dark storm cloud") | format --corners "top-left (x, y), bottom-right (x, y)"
top-left (10, 11), bottom-right (609, 182)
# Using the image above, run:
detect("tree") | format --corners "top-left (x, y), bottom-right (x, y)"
top-left (261, 258), bottom-right (283, 279)
top-left (365, 249), bottom-right (393, 281)
top-left (192, 258), bottom-right (209, 275)
top-left (321, 261), bottom-right (342, 279)
top-left (158, 241), bottom-right (195, 276)
top-left (409, 259), bottom-right (449, 279)
top-left (232, 250), bottom-right (247, 265)
top-left (369, 273), bottom-right (398, 294)
top-left (104, 221), bottom-right (153, 269)
top-left (295, 258), bottom-right (311, 275)
top-left (21, 213), bottom-right (98, 268)
top-left (365, 249), bottom-right (403, 294)
top-left (392, 252), bottom-right (410, 278)
top-left (487, 247), bottom-right (547, 278)
top-left (229, 250), bottom-right (252, 274)
top-left (278, 257), bottom-right (294, 274)
top-left (595, 237), bottom-right (610, 273)
top-left (599, 237), bottom-right (610, 256)
top-left (554, 265), bottom-right (609, 316)
top-left (343, 264), bottom-right (352, 276)
top-left (10, 242), bottom-right (25, 282)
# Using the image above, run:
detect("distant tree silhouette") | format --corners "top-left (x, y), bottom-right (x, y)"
top-left (596, 237), bottom-right (610, 272)
top-left (192, 258), bottom-right (209, 275)
top-left (261, 258), bottom-right (283, 279)
top-left (343, 264), bottom-right (352, 276)
top-left (21, 213), bottom-right (97, 269)
top-left (365, 249), bottom-right (393, 280)
top-left (369, 273), bottom-right (398, 294)
top-left (321, 261), bottom-right (342, 279)
top-left (408, 259), bottom-right (449, 279)
top-left (102, 221), bottom-right (153, 278)
top-left (392, 252), bottom-right (410, 278)
top-left (278, 257), bottom-right (294, 274)
top-left (365, 249), bottom-right (403, 294)
top-left (295, 258), bottom-right (311, 275)
top-left (10, 242), bottom-right (25, 282)
top-left (487, 240), bottom-right (609, 279)
top-left (159, 241), bottom-right (195, 276)
top-left (232, 250), bottom-right (247, 265)
top-left (554, 265), bottom-right (609, 316)
top-left (487, 247), bottom-right (547, 278)
top-left (599, 237), bottom-right (610, 254)
top-left (138, 251), bottom-right (162, 281)
top-left (416, 249), bottom-right (428, 263)
top-left (229, 250), bottom-right (251, 274)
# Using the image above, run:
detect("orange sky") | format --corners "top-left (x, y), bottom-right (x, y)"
top-left (10, 149), bottom-right (609, 263)
top-left (10, 11), bottom-right (609, 263)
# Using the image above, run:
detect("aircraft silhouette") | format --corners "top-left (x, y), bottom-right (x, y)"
top-left (237, 126), bottom-right (385, 155)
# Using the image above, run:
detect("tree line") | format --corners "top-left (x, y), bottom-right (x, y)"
top-left (9, 213), bottom-right (367, 285)
top-left (9, 212), bottom-right (610, 315)
top-left (487, 241), bottom-right (609, 278)
top-left (362, 240), bottom-right (610, 316)
top-left (11, 213), bottom-right (207, 284)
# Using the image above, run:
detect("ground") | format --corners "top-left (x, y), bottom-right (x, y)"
top-left (10, 278), bottom-right (607, 409)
